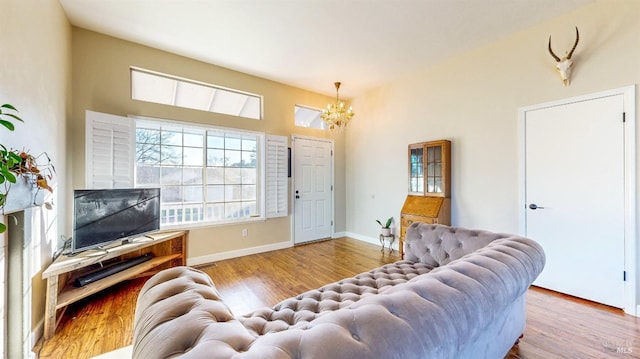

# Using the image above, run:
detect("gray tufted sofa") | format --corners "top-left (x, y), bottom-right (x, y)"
top-left (132, 223), bottom-right (545, 359)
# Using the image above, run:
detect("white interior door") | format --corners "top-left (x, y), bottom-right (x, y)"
top-left (293, 137), bottom-right (333, 244)
top-left (524, 94), bottom-right (625, 308)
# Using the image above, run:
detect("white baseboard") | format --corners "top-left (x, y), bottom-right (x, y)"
top-left (186, 231), bottom-right (400, 267)
top-left (332, 231), bottom-right (347, 238)
top-left (187, 241), bottom-right (293, 266)
top-left (344, 231), bottom-right (399, 251)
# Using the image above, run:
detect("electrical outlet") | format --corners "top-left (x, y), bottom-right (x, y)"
top-left (242, 228), bottom-right (248, 237)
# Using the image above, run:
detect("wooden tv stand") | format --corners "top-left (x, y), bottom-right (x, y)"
top-left (42, 230), bottom-right (188, 339)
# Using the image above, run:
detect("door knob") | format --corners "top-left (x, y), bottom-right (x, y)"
top-left (529, 203), bottom-right (545, 210)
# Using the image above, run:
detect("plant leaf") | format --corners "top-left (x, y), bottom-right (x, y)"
top-left (9, 152), bottom-right (21, 162)
top-left (3, 113), bottom-right (23, 122)
top-left (0, 223), bottom-right (6, 233)
top-left (0, 104), bottom-right (18, 111)
top-left (0, 168), bottom-right (16, 183)
top-left (0, 120), bottom-right (15, 131)
top-left (37, 177), bottom-right (53, 192)
top-left (385, 217), bottom-right (393, 228)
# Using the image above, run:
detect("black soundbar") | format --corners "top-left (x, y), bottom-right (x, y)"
top-left (74, 253), bottom-right (153, 287)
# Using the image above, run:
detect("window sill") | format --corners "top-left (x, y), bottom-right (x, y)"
top-left (160, 216), bottom-right (266, 231)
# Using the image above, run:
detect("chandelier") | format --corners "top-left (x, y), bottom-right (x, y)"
top-left (321, 82), bottom-right (354, 130)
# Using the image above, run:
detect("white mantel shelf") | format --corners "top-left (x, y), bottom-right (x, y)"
top-left (3, 177), bottom-right (45, 215)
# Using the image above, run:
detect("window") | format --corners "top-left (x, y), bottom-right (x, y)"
top-left (85, 110), bottom-right (288, 229)
top-left (294, 105), bottom-right (326, 129)
top-left (135, 119), bottom-right (262, 225)
top-left (131, 67), bottom-right (263, 120)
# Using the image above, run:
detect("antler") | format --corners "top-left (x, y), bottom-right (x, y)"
top-left (548, 36), bottom-right (560, 62)
top-left (548, 26), bottom-right (579, 61)
top-left (567, 26), bottom-right (579, 59)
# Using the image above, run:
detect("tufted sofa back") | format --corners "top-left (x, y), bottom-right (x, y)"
top-left (404, 223), bottom-right (513, 266)
top-left (132, 268), bottom-right (256, 358)
top-left (133, 224), bottom-right (545, 359)
top-left (239, 260), bottom-right (433, 336)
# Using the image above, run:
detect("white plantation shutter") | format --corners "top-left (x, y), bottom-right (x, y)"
top-left (85, 110), bottom-right (135, 189)
top-left (265, 135), bottom-right (288, 218)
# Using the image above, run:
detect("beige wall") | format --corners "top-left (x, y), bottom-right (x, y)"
top-left (346, 0), bottom-right (640, 302)
top-left (0, 0), bottom-right (71, 351)
top-left (4, 0), bottom-right (635, 345)
top-left (71, 28), bottom-right (345, 261)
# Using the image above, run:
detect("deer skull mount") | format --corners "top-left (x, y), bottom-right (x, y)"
top-left (548, 27), bottom-right (580, 86)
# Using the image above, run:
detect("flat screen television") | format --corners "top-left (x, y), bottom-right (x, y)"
top-left (72, 188), bottom-right (161, 253)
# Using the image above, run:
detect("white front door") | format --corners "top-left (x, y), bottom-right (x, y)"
top-left (293, 137), bottom-right (333, 244)
top-left (523, 93), bottom-right (626, 308)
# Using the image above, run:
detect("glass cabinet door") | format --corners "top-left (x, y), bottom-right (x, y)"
top-left (426, 145), bottom-right (442, 194)
top-left (409, 147), bottom-right (423, 193)
top-left (407, 140), bottom-right (450, 197)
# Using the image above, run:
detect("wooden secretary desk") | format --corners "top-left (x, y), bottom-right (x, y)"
top-left (400, 140), bottom-right (451, 257)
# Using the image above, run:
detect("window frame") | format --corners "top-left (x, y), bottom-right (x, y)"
top-left (130, 66), bottom-right (264, 121)
top-left (294, 104), bottom-right (326, 130)
top-left (85, 110), bottom-right (288, 231)
top-left (132, 115), bottom-right (267, 229)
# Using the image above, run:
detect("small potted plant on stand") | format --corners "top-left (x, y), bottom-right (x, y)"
top-left (376, 217), bottom-right (393, 236)
top-left (376, 217), bottom-right (395, 253)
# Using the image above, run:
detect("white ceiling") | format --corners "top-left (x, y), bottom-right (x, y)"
top-left (59, 0), bottom-right (593, 98)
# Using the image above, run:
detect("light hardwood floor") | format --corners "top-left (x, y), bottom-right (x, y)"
top-left (34, 237), bottom-right (640, 358)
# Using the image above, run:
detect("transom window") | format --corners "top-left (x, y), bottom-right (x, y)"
top-left (134, 119), bottom-right (262, 226)
top-left (131, 67), bottom-right (263, 120)
top-left (294, 105), bottom-right (326, 129)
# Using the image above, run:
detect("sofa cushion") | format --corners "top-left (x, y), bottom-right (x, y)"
top-left (240, 260), bottom-right (433, 336)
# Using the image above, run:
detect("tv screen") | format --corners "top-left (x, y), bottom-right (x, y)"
top-left (72, 188), bottom-right (161, 253)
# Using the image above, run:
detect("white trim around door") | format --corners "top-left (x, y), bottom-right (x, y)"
top-left (518, 85), bottom-right (637, 316)
top-left (291, 135), bottom-right (335, 244)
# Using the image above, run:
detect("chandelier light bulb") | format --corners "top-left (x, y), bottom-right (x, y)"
top-left (320, 81), bottom-right (355, 130)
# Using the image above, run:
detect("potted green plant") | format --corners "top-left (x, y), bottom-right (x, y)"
top-left (376, 217), bottom-right (393, 236)
top-left (0, 103), bottom-right (55, 233)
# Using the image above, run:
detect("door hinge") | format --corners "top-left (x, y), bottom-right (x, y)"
top-left (331, 150), bottom-right (333, 156)
top-left (623, 112), bottom-right (626, 123)
top-left (624, 271), bottom-right (627, 281)
top-left (331, 220), bottom-right (334, 226)
top-left (331, 185), bottom-right (333, 191)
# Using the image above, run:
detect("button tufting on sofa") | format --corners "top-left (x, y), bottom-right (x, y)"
top-left (133, 224), bottom-right (545, 359)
